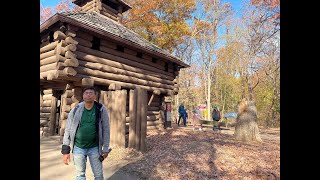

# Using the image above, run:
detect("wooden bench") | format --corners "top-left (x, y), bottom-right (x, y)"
top-left (194, 119), bottom-right (222, 131)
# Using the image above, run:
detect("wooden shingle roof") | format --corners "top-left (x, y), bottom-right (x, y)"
top-left (40, 11), bottom-right (189, 68)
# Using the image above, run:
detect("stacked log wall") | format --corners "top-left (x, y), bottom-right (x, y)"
top-left (40, 24), bottom-right (79, 81)
top-left (59, 85), bottom-right (82, 140)
top-left (40, 89), bottom-right (53, 137)
top-left (70, 27), bottom-right (179, 95)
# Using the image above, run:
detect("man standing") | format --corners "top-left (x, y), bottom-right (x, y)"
top-left (212, 105), bottom-right (221, 130)
top-left (61, 86), bottom-right (110, 180)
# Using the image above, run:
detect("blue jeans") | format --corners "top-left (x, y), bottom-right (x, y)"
top-left (73, 145), bottom-right (103, 180)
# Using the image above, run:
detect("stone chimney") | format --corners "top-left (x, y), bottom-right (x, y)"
top-left (72, 0), bottom-right (131, 22)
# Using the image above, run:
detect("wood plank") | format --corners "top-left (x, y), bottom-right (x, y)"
top-left (76, 49), bottom-right (174, 81)
top-left (77, 45), bottom-right (174, 78)
top-left (75, 66), bottom-right (174, 89)
top-left (49, 95), bottom-right (58, 135)
top-left (75, 73), bottom-right (173, 95)
top-left (78, 60), bottom-right (174, 85)
top-left (40, 41), bottom-right (59, 54)
top-left (128, 89), bottom-right (137, 148)
top-left (140, 89), bottom-right (147, 152)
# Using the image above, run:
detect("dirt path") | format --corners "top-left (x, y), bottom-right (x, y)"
top-left (41, 125), bottom-right (280, 179)
top-left (40, 136), bottom-right (140, 180)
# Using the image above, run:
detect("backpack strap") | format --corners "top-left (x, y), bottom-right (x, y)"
top-left (73, 105), bottom-right (79, 117)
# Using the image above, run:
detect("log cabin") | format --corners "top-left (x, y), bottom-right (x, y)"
top-left (40, 0), bottom-right (189, 151)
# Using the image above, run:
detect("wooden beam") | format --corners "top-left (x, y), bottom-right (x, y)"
top-left (53, 30), bottom-right (67, 41)
top-left (75, 50), bottom-right (174, 81)
top-left (40, 41), bottom-right (59, 54)
top-left (49, 94), bottom-right (58, 135)
top-left (139, 88), bottom-right (147, 152)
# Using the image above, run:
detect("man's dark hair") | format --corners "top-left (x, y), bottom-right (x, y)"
top-left (82, 86), bottom-right (96, 94)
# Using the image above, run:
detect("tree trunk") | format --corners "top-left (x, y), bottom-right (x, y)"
top-left (234, 99), bottom-right (262, 142)
top-left (207, 70), bottom-right (211, 121)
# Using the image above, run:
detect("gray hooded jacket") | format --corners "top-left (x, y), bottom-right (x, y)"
top-left (61, 101), bottom-right (110, 155)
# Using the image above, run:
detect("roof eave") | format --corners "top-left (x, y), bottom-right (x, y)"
top-left (40, 14), bottom-right (60, 33)
top-left (41, 13), bottom-right (190, 68)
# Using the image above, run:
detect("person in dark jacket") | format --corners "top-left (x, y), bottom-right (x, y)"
top-left (212, 106), bottom-right (221, 130)
top-left (178, 104), bottom-right (187, 127)
top-left (61, 86), bottom-right (110, 180)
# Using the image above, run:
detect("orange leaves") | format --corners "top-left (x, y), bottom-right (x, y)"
top-left (40, 5), bottom-right (53, 23)
top-left (40, 0), bottom-right (77, 23)
top-left (123, 0), bottom-right (196, 52)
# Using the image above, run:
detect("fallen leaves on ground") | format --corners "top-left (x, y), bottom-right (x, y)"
top-left (107, 126), bottom-right (280, 180)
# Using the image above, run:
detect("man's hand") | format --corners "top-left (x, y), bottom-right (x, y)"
top-left (102, 152), bottom-right (109, 159)
top-left (63, 154), bottom-right (70, 165)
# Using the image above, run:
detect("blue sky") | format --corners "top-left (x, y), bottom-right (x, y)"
top-left (41, 0), bottom-right (244, 13)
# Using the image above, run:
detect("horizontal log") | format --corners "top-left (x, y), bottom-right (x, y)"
top-left (40, 41), bottom-right (50, 48)
top-left (65, 51), bottom-right (76, 59)
top-left (53, 30), bottom-right (67, 41)
top-left (65, 29), bottom-right (76, 37)
top-left (78, 60), bottom-right (174, 85)
top-left (40, 55), bottom-right (59, 66)
top-left (44, 67), bottom-right (77, 80)
top-left (42, 100), bottom-right (52, 107)
top-left (99, 45), bottom-right (166, 72)
top-left (73, 77), bottom-right (95, 87)
top-left (124, 47), bottom-right (137, 56)
top-left (75, 66), bottom-right (174, 89)
top-left (77, 45), bottom-right (173, 78)
top-left (40, 113), bottom-right (51, 118)
top-left (75, 73), bottom-right (173, 95)
top-left (60, 44), bottom-right (77, 54)
top-left (65, 37), bottom-right (78, 45)
top-left (75, 48), bottom-right (174, 81)
top-left (100, 39), bottom-right (117, 49)
top-left (42, 94), bottom-right (52, 101)
top-left (40, 41), bottom-right (59, 54)
top-left (76, 30), bottom-right (93, 41)
top-left (40, 107), bottom-right (52, 113)
top-left (40, 120), bottom-right (49, 126)
top-left (109, 83), bottom-right (121, 90)
top-left (62, 105), bottom-right (71, 112)
top-left (43, 89), bottom-right (53, 94)
top-left (41, 54), bottom-right (78, 67)
top-left (64, 90), bottom-right (73, 98)
top-left (40, 62), bottom-right (59, 73)
top-left (74, 37), bottom-right (92, 48)
top-left (40, 49), bottom-right (55, 60)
